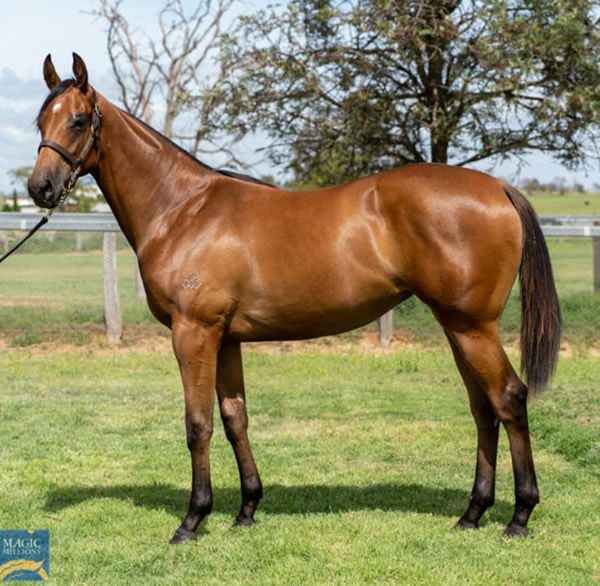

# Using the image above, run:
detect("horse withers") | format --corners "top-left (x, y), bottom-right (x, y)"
top-left (28, 54), bottom-right (561, 544)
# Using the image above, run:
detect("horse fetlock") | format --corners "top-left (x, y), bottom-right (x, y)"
top-left (516, 482), bottom-right (540, 510)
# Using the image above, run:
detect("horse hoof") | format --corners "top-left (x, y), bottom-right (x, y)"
top-left (169, 528), bottom-right (197, 545)
top-left (231, 516), bottom-right (255, 529)
top-left (504, 523), bottom-right (529, 538)
top-left (454, 518), bottom-right (478, 531)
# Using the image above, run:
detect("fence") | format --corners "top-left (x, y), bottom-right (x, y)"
top-left (1, 211), bottom-right (599, 345)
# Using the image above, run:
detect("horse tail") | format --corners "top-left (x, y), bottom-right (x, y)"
top-left (503, 184), bottom-right (561, 394)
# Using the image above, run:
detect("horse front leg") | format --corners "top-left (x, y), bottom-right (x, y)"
top-left (216, 343), bottom-right (263, 527)
top-left (169, 318), bottom-right (222, 545)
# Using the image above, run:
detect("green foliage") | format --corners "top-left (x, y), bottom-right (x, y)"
top-left (217, 0), bottom-right (600, 187)
top-left (8, 165), bottom-right (33, 190)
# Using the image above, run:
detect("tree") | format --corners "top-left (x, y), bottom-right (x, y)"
top-left (216, 0), bottom-right (600, 187)
top-left (94, 0), bottom-right (237, 161)
top-left (8, 166), bottom-right (33, 193)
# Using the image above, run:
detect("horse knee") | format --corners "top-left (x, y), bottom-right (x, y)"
top-left (185, 415), bottom-right (213, 451)
top-left (220, 397), bottom-right (248, 444)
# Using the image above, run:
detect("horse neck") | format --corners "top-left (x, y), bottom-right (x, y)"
top-left (91, 94), bottom-right (213, 252)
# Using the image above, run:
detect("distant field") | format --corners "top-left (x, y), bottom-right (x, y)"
top-left (527, 191), bottom-right (600, 215)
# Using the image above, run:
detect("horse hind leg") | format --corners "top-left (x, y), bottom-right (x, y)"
top-left (447, 335), bottom-right (499, 529)
top-left (443, 320), bottom-right (539, 536)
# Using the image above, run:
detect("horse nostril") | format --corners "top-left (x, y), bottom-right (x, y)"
top-left (42, 179), bottom-right (54, 199)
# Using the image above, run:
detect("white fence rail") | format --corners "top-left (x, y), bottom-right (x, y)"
top-left (1, 212), bottom-right (599, 345)
top-left (0, 212), bottom-right (119, 232)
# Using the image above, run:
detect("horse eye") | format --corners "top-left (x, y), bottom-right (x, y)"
top-left (71, 114), bottom-right (87, 130)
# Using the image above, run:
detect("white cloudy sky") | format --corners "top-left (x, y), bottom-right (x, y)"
top-left (1, 0), bottom-right (599, 194)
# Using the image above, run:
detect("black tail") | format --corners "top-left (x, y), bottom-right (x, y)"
top-left (504, 185), bottom-right (561, 393)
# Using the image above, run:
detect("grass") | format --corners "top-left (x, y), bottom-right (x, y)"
top-left (0, 346), bottom-right (598, 584)
top-left (526, 191), bottom-right (600, 215)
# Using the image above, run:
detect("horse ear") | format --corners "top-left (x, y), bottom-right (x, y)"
top-left (43, 54), bottom-right (61, 90)
top-left (72, 53), bottom-right (88, 92)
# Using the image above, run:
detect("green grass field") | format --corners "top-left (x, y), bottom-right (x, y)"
top-left (527, 191), bottom-right (600, 215)
top-left (0, 347), bottom-right (598, 584)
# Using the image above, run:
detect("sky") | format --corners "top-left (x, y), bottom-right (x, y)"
top-left (1, 0), bottom-right (599, 195)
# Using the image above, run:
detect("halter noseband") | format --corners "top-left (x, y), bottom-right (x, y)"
top-left (37, 89), bottom-right (103, 199)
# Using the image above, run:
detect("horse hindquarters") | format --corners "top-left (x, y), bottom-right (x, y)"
top-left (432, 184), bottom-right (559, 536)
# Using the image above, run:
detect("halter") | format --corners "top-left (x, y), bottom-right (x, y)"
top-left (37, 88), bottom-right (103, 203)
top-left (0, 89), bottom-right (102, 265)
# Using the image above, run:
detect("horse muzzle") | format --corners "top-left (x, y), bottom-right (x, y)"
top-left (27, 171), bottom-right (65, 209)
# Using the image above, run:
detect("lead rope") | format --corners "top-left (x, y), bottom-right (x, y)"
top-left (0, 188), bottom-right (72, 265)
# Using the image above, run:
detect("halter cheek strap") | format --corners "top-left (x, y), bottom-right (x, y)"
top-left (37, 88), bottom-right (103, 195)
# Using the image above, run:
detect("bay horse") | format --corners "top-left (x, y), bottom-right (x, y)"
top-left (28, 54), bottom-right (560, 544)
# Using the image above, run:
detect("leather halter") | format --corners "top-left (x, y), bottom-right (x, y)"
top-left (37, 88), bottom-right (103, 195)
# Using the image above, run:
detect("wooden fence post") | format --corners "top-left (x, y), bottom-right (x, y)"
top-left (594, 221), bottom-right (600, 293)
top-left (103, 232), bottom-right (122, 343)
top-left (378, 310), bottom-right (393, 347)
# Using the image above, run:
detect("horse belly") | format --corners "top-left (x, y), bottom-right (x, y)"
top-left (226, 262), bottom-right (408, 342)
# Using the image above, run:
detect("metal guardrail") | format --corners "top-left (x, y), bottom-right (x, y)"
top-left (0, 212), bottom-right (599, 236)
top-left (0, 212), bottom-right (119, 232)
top-left (543, 225), bottom-right (600, 237)
top-left (539, 215), bottom-right (600, 225)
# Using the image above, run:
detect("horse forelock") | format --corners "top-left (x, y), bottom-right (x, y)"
top-left (36, 79), bottom-right (76, 129)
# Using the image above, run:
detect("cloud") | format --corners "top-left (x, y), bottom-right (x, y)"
top-left (0, 70), bottom-right (43, 193)
top-left (0, 68), bottom-right (45, 101)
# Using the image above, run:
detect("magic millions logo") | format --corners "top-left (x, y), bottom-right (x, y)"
top-left (0, 530), bottom-right (49, 582)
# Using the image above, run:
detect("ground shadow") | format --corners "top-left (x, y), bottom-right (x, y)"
top-left (43, 482), bottom-right (513, 525)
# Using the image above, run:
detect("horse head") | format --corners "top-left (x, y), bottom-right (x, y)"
top-left (28, 53), bottom-right (101, 208)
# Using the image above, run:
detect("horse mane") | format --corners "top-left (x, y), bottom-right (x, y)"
top-left (36, 78), bottom-right (275, 188)
top-left (119, 109), bottom-right (275, 188)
